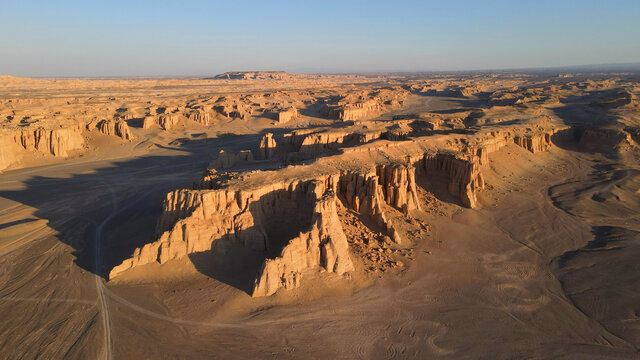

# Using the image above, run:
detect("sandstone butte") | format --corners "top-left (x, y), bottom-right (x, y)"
top-left (109, 111), bottom-right (561, 297)
top-left (2, 72), bottom-right (638, 300)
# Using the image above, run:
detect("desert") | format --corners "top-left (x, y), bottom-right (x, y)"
top-left (2, 1), bottom-right (640, 359)
top-left (0, 70), bottom-right (639, 359)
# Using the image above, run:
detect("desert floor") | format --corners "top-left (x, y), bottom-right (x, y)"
top-left (0, 76), bottom-right (638, 359)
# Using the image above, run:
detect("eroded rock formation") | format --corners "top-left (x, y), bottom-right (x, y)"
top-left (0, 125), bottom-right (85, 171)
top-left (323, 88), bottom-right (408, 121)
top-left (277, 107), bottom-right (300, 123)
top-left (253, 187), bottom-right (354, 296)
top-left (209, 149), bottom-right (254, 170)
top-left (258, 133), bottom-right (277, 160)
top-left (110, 176), bottom-right (355, 297)
top-left (95, 120), bottom-right (134, 140)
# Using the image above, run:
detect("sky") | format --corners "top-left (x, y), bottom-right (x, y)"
top-left (1, 0), bottom-right (639, 77)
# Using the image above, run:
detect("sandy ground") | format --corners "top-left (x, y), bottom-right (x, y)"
top-left (0, 81), bottom-right (639, 359)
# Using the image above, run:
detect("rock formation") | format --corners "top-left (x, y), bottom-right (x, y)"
top-left (95, 120), bottom-right (134, 140)
top-left (186, 108), bottom-right (212, 126)
top-left (277, 107), bottom-right (300, 123)
top-left (253, 186), bottom-right (354, 296)
top-left (0, 125), bottom-right (85, 171)
top-left (110, 176), bottom-right (354, 297)
top-left (323, 88), bottom-right (408, 121)
top-left (258, 133), bottom-right (277, 160)
top-left (209, 149), bottom-right (254, 170)
top-left (158, 113), bottom-right (183, 130)
top-left (419, 152), bottom-right (484, 208)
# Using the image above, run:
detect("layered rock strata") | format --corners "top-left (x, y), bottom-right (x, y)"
top-left (277, 107), bottom-right (300, 123)
top-left (258, 133), bottom-right (277, 160)
top-left (418, 152), bottom-right (484, 208)
top-left (209, 150), bottom-right (254, 170)
top-left (94, 120), bottom-right (134, 140)
top-left (110, 177), bottom-right (355, 297)
top-left (0, 126), bottom-right (85, 171)
top-left (253, 187), bottom-right (354, 296)
top-left (108, 120), bottom-right (564, 295)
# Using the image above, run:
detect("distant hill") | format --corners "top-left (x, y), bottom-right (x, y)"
top-left (208, 71), bottom-right (290, 80)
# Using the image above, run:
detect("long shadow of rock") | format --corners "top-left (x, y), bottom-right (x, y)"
top-left (0, 133), bottom-right (266, 279)
top-left (0, 218), bottom-right (40, 230)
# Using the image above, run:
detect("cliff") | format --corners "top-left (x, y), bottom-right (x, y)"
top-left (94, 120), bottom-right (134, 140)
top-left (277, 107), bottom-right (300, 123)
top-left (258, 133), bottom-right (277, 160)
top-left (0, 125), bottom-right (85, 171)
top-left (110, 176), bottom-right (355, 297)
top-left (209, 149), bottom-right (254, 170)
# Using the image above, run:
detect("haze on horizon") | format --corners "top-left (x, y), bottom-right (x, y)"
top-left (1, 0), bottom-right (639, 77)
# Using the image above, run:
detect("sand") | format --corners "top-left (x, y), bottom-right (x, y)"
top-left (0, 73), bottom-right (638, 359)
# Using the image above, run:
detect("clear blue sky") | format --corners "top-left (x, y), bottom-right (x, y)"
top-left (1, 0), bottom-right (639, 77)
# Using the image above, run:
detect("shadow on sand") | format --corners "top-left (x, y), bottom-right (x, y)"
top-left (0, 133), bottom-right (266, 283)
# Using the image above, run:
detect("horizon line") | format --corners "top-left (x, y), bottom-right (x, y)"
top-left (4, 61), bottom-right (640, 80)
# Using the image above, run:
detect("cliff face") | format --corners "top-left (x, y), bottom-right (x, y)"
top-left (94, 120), bottom-right (134, 140)
top-left (14, 126), bottom-right (85, 157)
top-left (0, 126), bottom-right (85, 171)
top-left (253, 186), bottom-right (354, 296)
top-left (0, 133), bottom-right (23, 171)
top-left (277, 107), bottom-right (299, 123)
top-left (186, 108), bottom-right (213, 126)
top-left (258, 133), bottom-right (277, 160)
top-left (110, 176), bottom-right (355, 297)
top-left (110, 164), bottom-right (426, 293)
top-left (419, 152), bottom-right (484, 208)
top-left (336, 164), bottom-right (420, 245)
top-left (323, 88), bottom-right (408, 121)
top-left (158, 113), bottom-right (183, 130)
top-left (209, 149), bottom-right (254, 170)
top-left (0, 115), bottom-right (144, 171)
top-left (427, 129), bottom-right (555, 207)
top-left (260, 129), bottom-right (385, 162)
top-left (108, 124), bottom-right (563, 295)
top-left (514, 133), bottom-right (553, 154)
top-left (377, 164), bottom-right (421, 214)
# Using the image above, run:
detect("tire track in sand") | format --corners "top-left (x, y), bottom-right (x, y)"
top-left (94, 182), bottom-right (152, 360)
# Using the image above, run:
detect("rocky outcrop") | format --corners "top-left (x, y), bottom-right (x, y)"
top-left (209, 149), bottom-right (254, 170)
top-left (0, 126), bottom-right (85, 171)
top-left (376, 164), bottom-right (421, 214)
top-left (107, 124), bottom-right (563, 295)
top-left (213, 71), bottom-right (290, 80)
top-left (253, 187), bottom-right (354, 296)
top-left (0, 133), bottom-right (23, 171)
top-left (416, 128), bottom-right (557, 208)
top-left (258, 133), bottom-right (277, 160)
top-left (514, 133), bottom-right (552, 153)
top-left (419, 152), bottom-right (484, 208)
top-left (15, 126), bottom-right (85, 157)
top-left (110, 176), bottom-right (354, 297)
top-left (95, 120), bottom-right (134, 140)
top-left (277, 107), bottom-right (300, 123)
top-left (213, 98), bottom-right (252, 120)
top-left (142, 116), bottom-right (157, 129)
top-left (323, 88), bottom-right (408, 121)
top-left (186, 108), bottom-right (212, 126)
top-left (275, 129), bottom-right (384, 160)
top-left (158, 113), bottom-right (183, 130)
top-left (338, 165), bottom-right (417, 245)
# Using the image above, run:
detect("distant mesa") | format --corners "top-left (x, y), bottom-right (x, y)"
top-left (209, 71), bottom-right (290, 80)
